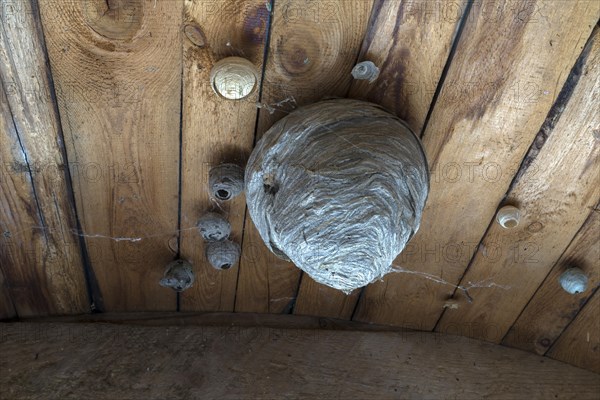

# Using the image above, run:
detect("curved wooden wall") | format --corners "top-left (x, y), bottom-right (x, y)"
top-left (2, 315), bottom-right (600, 399)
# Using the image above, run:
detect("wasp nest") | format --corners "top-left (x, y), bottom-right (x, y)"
top-left (559, 267), bottom-right (589, 294)
top-left (210, 57), bottom-right (258, 100)
top-left (197, 212), bottom-right (231, 241)
top-left (245, 98), bottom-right (429, 293)
top-left (160, 260), bottom-right (195, 292)
top-left (351, 61), bottom-right (380, 83)
top-left (206, 240), bottom-right (241, 270)
top-left (209, 164), bottom-right (244, 201)
top-left (496, 205), bottom-right (521, 229)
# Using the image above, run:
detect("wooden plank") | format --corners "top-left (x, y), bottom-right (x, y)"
top-left (436, 27), bottom-right (600, 342)
top-left (0, 85), bottom-right (46, 317)
top-left (0, 0), bottom-right (88, 316)
top-left (502, 209), bottom-right (600, 355)
top-left (294, 275), bottom-right (360, 319)
top-left (548, 291), bottom-right (600, 374)
top-left (21, 311), bottom-right (414, 332)
top-left (354, 0), bottom-right (600, 329)
top-left (179, 1), bottom-right (268, 312)
top-left (38, 0), bottom-right (183, 311)
top-left (1, 323), bottom-right (599, 399)
top-left (0, 267), bottom-right (15, 320)
top-left (294, 0), bottom-right (469, 320)
top-left (0, 87), bottom-right (23, 320)
top-left (348, 0), bottom-right (469, 133)
top-left (235, 0), bottom-right (374, 313)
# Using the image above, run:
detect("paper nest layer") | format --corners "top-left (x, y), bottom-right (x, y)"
top-left (245, 99), bottom-right (429, 293)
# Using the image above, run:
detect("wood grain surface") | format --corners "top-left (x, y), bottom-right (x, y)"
top-left (502, 209), bottom-right (600, 355)
top-left (547, 291), bottom-right (600, 374)
top-left (1, 321), bottom-right (599, 399)
top-left (38, 0), bottom-right (183, 311)
top-left (179, 0), bottom-right (268, 312)
top-left (0, 267), bottom-right (15, 319)
top-left (20, 311), bottom-right (415, 331)
top-left (436, 27), bottom-right (600, 342)
top-left (349, 0), bottom-right (469, 133)
top-left (353, 0), bottom-right (600, 330)
top-left (0, 0), bottom-right (88, 316)
top-left (0, 0), bottom-right (598, 377)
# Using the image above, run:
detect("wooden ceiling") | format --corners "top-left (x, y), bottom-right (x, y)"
top-left (0, 0), bottom-right (598, 374)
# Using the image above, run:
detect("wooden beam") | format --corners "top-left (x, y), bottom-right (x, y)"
top-left (235, 0), bottom-right (374, 313)
top-left (548, 291), bottom-right (600, 374)
top-left (0, 85), bottom-right (46, 317)
top-left (436, 27), bottom-right (600, 342)
top-left (38, 0), bottom-right (183, 311)
top-left (293, 0), bottom-right (470, 320)
top-left (1, 321), bottom-right (598, 399)
top-left (0, 268), bottom-right (15, 320)
top-left (354, 0), bottom-right (600, 330)
top-left (0, 0), bottom-right (88, 316)
top-left (503, 209), bottom-right (600, 355)
top-left (179, 0), bottom-right (268, 312)
top-left (20, 311), bottom-right (414, 332)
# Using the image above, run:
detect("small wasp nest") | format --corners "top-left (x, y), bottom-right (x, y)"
top-left (210, 57), bottom-right (258, 100)
top-left (351, 61), bottom-right (380, 83)
top-left (160, 260), bottom-right (195, 292)
top-left (209, 163), bottom-right (244, 200)
top-left (496, 205), bottom-right (521, 229)
top-left (197, 212), bottom-right (231, 241)
top-left (206, 240), bottom-right (241, 270)
top-left (245, 98), bottom-right (429, 293)
top-left (559, 267), bottom-right (589, 294)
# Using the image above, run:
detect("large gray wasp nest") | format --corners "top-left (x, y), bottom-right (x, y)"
top-left (245, 99), bottom-right (429, 293)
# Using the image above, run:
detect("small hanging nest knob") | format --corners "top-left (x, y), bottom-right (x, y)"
top-left (197, 212), bottom-right (231, 241)
top-left (245, 98), bottom-right (429, 293)
top-left (210, 57), bottom-right (258, 100)
top-left (559, 267), bottom-right (589, 294)
top-left (351, 61), bottom-right (380, 83)
top-left (206, 240), bottom-right (241, 270)
top-left (496, 205), bottom-right (521, 229)
top-left (159, 260), bottom-right (195, 292)
top-left (209, 164), bottom-right (244, 200)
